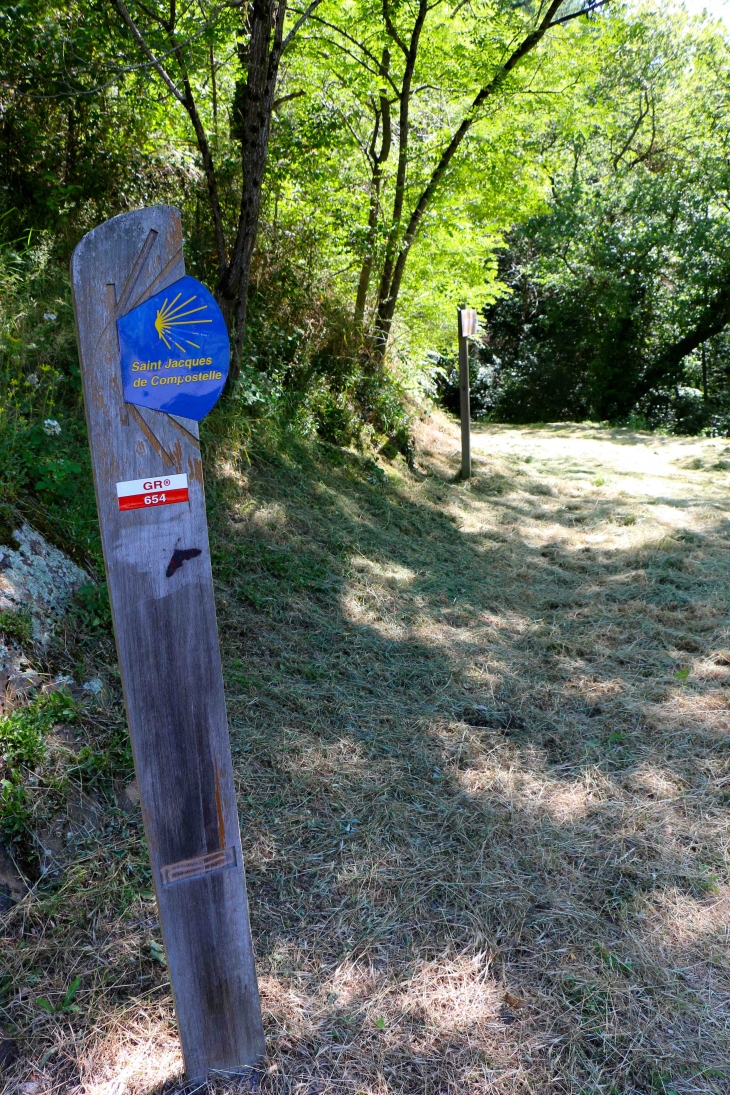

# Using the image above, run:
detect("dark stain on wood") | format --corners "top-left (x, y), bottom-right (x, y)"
top-left (214, 759), bottom-right (226, 849)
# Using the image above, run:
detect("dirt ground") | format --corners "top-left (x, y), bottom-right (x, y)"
top-left (2, 413), bottom-right (730, 1094)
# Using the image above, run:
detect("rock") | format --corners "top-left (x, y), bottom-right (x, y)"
top-left (35, 790), bottom-right (103, 877)
top-left (34, 828), bottom-right (66, 880)
top-left (0, 525), bottom-right (87, 710)
top-left (0, 524), bottom-right (88, 647)
top-left (115, 779), bottom-right (140, 814)
top-left (0, 644), bottom-right (40, 711)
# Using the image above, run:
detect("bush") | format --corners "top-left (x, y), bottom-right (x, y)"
top-left (0, 223), bottom-right (414, 585)
top-left (0, 237), bottom-right (101, 567)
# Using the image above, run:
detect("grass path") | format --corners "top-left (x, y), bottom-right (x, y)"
top-left (3, 415), bottom-right (730, 1094)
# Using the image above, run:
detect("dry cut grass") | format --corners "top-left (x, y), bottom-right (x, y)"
top-left (2, 413), bottom-right (730, 1094)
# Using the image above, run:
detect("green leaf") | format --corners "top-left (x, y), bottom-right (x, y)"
top-left (36, 996), bottom-right (54, 1014)
top-left (60, 975), bottom-right (81, 1011)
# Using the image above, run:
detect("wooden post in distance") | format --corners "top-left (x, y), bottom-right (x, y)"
top-left (70, 207), bottom-right (265, 1082)
top-left (458, 307), bottom-right (478, 480)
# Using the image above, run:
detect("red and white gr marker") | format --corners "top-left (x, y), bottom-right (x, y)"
top-left (116, 473), bottom-right (189, 512)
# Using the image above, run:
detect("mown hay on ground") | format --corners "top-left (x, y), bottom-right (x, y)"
top-left (2, 415), bottom-right (730, 1094)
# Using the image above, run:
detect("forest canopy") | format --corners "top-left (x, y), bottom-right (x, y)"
top-left (2, 0), bottom-right (730, 452)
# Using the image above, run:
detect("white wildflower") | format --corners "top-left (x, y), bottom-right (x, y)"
top-left (43, 312), bottom-right (57, 322)
top-left (53, 674), bottom-right (75, 688)
top-left (43, 419), bottom-right (61, 436)
top-left (26, 373), bottom-right (40, 387)
top-left (83, 677), bottom-right (103, 694)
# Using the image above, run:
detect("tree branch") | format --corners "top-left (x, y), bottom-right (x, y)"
top-left (375, 0), bottom-right (604, 339)
top-left (273, 89), bottom-right (305, 109)
top-left (111, 0), bottom-right (228, 273)
top-left (547, 0), bottom-right (609, 26)
top-left (382, 0), bottom-right (408, 56)
top-left (303, 16), bottom-right (400, 91)
top-left (282, 0), bottom-right (325, 52)
top-left (641, 284), bottom-right (730, 395)
top-left (110, 0), bottom-right (186, 104)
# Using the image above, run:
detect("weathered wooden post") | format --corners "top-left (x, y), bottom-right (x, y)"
top-left (71, 207), bottom-right (265, 1082)
top-left (458, 307), bottom-right (478, 479)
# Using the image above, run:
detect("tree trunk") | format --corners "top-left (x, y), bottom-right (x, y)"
top-left (219, 0), bottom-right (288, 379)
top-left (354, 50), bottom-right (392, 330)
top-left (369, 0), bottom-right (570, 364)
top-left (111, 0), bottom-right (325, 386)
top-left (637, 283), bottom-right (730, 400)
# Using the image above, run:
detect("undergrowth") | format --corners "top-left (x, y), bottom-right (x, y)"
top-left (2, 417), bottom-right (729, 1093)
top-left (0, 692), bottom-right (77, 843)
top-left (0, 235), bottom-right (413, 575)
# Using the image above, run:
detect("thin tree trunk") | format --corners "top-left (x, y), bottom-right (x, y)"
top-left (210, 43), bottom-right (218, 134)
top-left (354, 174), bottom-right (381, 329)
top-left (372, 0), bottom-right (427, 355)
top-left (702, 342), bottom-right (707, 400)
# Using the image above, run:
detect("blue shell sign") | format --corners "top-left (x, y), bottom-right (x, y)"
top-left (117, 275), bottom-right (229, 421)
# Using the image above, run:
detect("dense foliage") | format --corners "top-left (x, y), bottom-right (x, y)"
top-left (442, 7), bottom-right (730, 430)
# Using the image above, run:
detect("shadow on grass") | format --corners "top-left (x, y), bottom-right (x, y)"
top-left (3, 428), bottom-right (728, 1095)
top-left (201, 436), bottom-right (730, 1094)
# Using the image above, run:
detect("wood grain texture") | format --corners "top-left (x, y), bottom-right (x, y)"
top-left (70, 207), bottom-right (264, 1082)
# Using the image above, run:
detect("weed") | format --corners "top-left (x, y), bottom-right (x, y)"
top-left (0, 691), bottom-right (76, 769)
top-left (0, 691), bottom-right (78, 842)
top-left (0, 608), bottom-right (33, 647)
top-left (36, 975), bottom-right (81, 1015)
top-left (0, 777), bottom-right (30, 842)
top-left (72, 583), bottom-right (112, 633)
top-left (595, 942), bottom-right (633, 975)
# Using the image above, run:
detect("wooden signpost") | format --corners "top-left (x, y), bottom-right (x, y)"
top-left (71, 207), bottom-right (264, 1082)
top-left (458, 307), bottom-right (478, 479)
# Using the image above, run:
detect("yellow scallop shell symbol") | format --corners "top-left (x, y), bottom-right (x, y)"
top-left (154, 292), bottom-right (212, 353)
